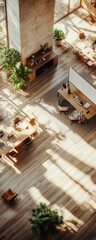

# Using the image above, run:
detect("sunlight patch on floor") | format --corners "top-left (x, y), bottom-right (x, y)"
top-left (28, 186), bottom-right (50, 205)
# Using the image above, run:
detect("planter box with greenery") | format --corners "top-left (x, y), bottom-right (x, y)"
top-left (29, 202), bottom-right (64, 237)
top-left (53, 28), bottom-right (66, 46)
top-left (9, 63), bottom-right (33, 90)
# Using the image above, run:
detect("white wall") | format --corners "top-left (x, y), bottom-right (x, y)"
top-left (69, 67), bottom-right (96, 105)
top-left (7, 0), bottom-right (21, 53)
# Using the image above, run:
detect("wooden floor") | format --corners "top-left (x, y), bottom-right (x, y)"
top-left (0, 7), bottom-right (96, 240)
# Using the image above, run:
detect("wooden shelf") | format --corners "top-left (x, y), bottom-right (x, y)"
top-left (27, 50), bottom-right (58, 81)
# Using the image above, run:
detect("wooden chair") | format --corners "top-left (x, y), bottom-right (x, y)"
top-left (1, 188), bottom-right (17, 203)
top-left (69, 110), bottom-right (85, 124)
top-left (6, 150), bottom-right (18, 162)
top-left (29, 118), bottom-right (38, 135)
top-left (79, 32), bottom-right (86, 40)
top-left (14, 117), bottom-right (21, 129)
top-left (23, 137), bottom-right (32, 146)
top-left (57, 99), bottom-right (69, 115)
top-left (29, 118), bottom-right (37, 126)
top-left (9, 150), bottom-right (18, 157)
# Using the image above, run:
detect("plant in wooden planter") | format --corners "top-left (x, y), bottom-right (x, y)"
top-left (0, 47), bottom-right (21, 73)
top-left (29, 202), bottom-right (64, 236)
top-left (53, 28), bottom-right (66, 46)
top-left (9, 63), bottom-right (33, 90)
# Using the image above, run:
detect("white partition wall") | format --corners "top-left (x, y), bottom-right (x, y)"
top-left (69, 67), bottom-right (96, 105)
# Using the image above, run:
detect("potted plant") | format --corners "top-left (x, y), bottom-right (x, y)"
top-left (0, 47), bottom-right (21, 74)
top-left (9, 63), bottom-right (33, 90)
top-left (53, 28), bottom-right (66, 46)
top-left (29, 202), bottom-right (64, 237)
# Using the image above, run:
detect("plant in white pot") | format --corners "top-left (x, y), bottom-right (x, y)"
top-left (53, 28), bottom-right (66, 46)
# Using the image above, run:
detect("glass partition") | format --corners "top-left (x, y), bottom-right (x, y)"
top-left (54, 0), bottom-right (69, 22)
top-left (70, 0), bottom-right (81, 12)
top-left (0, 0), bottom-right (5, 20)
top-left (54, 0), bottom-right (81, 22)
top-left (0, 0), bottom-right (7, 47)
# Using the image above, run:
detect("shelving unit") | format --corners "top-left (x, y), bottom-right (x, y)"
top-left (27, 49), bottom-right (58, 81)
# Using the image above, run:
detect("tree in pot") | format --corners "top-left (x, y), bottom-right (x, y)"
top-left (9, 63), bottom-right (33, 90)
top-left (0, 47), bottom-right (21, 73)
top-left (53, 28), bottom-right (66, 46)
top-left (29, 202), bottom-right (64, 237)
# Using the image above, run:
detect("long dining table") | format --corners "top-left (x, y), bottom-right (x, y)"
top-left (0, 119), bottom-right (36, 156)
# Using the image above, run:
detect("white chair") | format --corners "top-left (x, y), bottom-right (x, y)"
top-left (69, 110), bottom-right (85, 124)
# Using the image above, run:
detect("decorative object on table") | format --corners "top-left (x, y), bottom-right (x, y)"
top-left (0, 131), bottom-right (4, 138)
top-left (6, 140), bottom-right (10, 145)
top-left (29, 202), bottom-right (64, 236)
top-left (8, 131), bottom-right (14, 139)
top-left (84, 102), bottom-right (90, 109)
top-left (44, 43), bottom-right (48, 51)
top-left (62, 83), bottom-right (66, 89)
top-left (79, 32), bottom-right (86, 40)
top-left (1, 188), bottom-right (17, 203)
top-left (0, 142), bottom-right (5, 148)
top-left (53, 28), bottom-right (66, 45)
top-left (67, 82), bottom-right (71, 94)
top-left (77, 99), bottom-right (83, 106)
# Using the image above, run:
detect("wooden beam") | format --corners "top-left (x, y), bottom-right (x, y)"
top-left (80, 0), bottom-right (82, 6)
top-left (68, 0), bottom-right (70, 14)
top-left (4, 0), bottom-right (9, 47)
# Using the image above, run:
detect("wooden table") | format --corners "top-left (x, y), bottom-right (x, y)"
top-left (75, 40), bottom-right (96, 65)
top-left (58, 83), bottom-right (96, 120)
top-left (0, 119), bottom-right (36, 156)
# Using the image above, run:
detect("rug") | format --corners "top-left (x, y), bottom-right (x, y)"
top-left (35, 76), bottom-right (96, 143)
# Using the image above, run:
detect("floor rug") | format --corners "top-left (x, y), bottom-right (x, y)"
top-left (35, 77), bottom-right (96, 143)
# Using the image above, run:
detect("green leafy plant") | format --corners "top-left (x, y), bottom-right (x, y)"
top-left (0, 39), bottom-right (6, 50)
top-left (9, 63), bottom-right (33, 90)
top-left (0, 47), bottom-right (21, 73)
top-left (53, 28), bottom-right (66, 41)
top-left (29, 202), bottom-right (64, 236)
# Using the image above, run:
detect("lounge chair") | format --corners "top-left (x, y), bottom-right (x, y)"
top-left (1, 188), bottom-right (17, 203)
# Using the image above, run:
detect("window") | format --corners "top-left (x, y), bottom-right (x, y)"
top-left (0, 0), bottom-right (7, 47)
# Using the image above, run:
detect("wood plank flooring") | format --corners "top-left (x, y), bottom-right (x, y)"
top-left (0, 7), bottom-right (96, 240)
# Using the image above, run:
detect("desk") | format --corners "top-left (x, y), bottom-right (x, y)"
top-left (58, 83), bottom-right (96, 120)
top-left (0, 119), bottom-right (36, 156)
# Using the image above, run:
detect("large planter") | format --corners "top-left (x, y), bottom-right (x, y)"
top-left (55, 39), bottom-right (62, 46)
